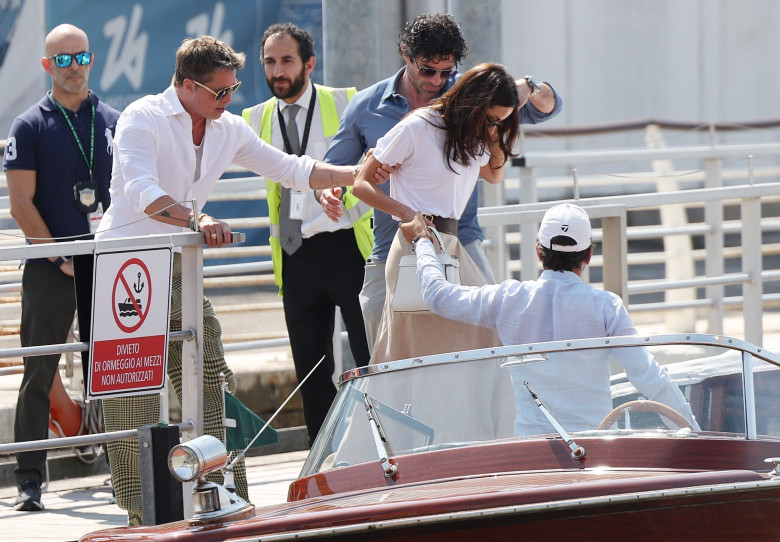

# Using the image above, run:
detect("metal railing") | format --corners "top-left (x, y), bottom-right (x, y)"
top-left (1, 124), bottom-right (780, 363)
top-left (478, 181), bottom-right (779, 346)
top-left (0, 231), bottom-right (224, 457)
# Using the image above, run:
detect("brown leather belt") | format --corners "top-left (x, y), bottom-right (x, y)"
top-left (423, 214), bottom-right (458, 236)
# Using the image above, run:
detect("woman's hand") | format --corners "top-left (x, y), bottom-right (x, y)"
top-left (399, 213), bottom-right (433, 244)
top-left (318, 187), bottom-right (344, 222)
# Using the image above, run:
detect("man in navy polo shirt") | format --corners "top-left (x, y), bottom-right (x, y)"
top-left (2, 23), bottom-right (120, 512)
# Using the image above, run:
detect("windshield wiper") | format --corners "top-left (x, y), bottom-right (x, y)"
top-left (364, 393), bottom-right (399, 478)
top-left (524, 381), bottom-right (586, 460)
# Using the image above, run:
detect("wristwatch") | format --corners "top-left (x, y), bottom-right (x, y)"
top-left (53, 256), bottom-right (71, 268)
top-left (411, 231), bottom-right (431, 253)
top-left (524, 75), bottom-right (542, 97)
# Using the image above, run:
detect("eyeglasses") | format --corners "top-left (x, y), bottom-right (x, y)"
top-left (48, 51), bottom-right (92, 68)
top-left (412, 57), bottom-right (456, 79)
top-left (191, 79), bottom-right (242, 101)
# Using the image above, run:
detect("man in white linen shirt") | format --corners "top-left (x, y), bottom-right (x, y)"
top-left (399, 203), bottom-right (698, 436)
top-left (95, 35), bottom-right (386, 526)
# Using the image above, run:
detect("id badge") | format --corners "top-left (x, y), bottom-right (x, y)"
top-left (88, 202), bottom-right (104, 234)
top-left (289, 191), bottom-right (306, 220)
top-left (74, 181), bottom-right (99, 214)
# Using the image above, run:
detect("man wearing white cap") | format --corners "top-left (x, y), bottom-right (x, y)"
top-left (399, 203), bottom-right (698, 434)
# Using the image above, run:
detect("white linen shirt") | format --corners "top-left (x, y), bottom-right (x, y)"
top-left (97, 86), bottom-right (315, 240)
top-left (414, 239), bottom-right (698, 435)
top-left (372, 108), bottom-right (490, 220)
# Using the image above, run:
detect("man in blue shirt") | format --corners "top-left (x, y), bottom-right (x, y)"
top-left (320, 13), bottom-right (563, 350)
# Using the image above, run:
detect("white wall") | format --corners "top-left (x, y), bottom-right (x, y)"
top-left (501, 0), bottom-right (780, 127)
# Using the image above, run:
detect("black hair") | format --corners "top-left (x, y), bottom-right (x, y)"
top-left (537, 236), bottom-right (591, 272)
top-left (429, 63), bottom-right (519, 170)
top-left (261, 22), bottom-right (315, 63)
top-left (397, 13), bottom-right (467, 63)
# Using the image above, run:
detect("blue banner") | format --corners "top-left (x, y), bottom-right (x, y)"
top-left (0, 1), bottom-right (24, 69)
top-left (46, 0), bottom-right (324, 115)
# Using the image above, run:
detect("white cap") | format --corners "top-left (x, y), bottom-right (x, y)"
top-left (538, 203), bottom-right (592, 252)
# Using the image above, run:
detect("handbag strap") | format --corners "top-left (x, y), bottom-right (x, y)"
top-left (427, 226), bottom-right (449, 256)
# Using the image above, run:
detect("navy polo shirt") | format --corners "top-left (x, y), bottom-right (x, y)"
top-left (3, 91), bottom-right (120, 263)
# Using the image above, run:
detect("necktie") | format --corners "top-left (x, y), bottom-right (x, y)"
top-left (280, 104), bottom-right (302, 255)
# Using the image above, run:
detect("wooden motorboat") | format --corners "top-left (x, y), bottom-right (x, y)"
top-left (80, 334), bottom-right (780, 541)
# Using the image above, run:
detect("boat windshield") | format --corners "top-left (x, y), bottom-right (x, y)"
top-left (301, 335), bottom-right (780, 477)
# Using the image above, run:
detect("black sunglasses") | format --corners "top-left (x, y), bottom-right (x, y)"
top-left (486, 118), bottom-right (504, 128)
top-left (192, 79), bottom-right (242, 101)
top-left (49, 51), bottom-right (92, 68)
top-left (412, 57), bottom-right (456, 79)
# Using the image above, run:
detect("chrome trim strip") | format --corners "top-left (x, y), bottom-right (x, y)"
top-left (340, 334), bottom-right (780, 385)
top-left (230, 478), bottom-right (780, 541)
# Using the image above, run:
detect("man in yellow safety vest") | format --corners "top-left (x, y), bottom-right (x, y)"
top-left (243, 23), bottom-right (372, 443)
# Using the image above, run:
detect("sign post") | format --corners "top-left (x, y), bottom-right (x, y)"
top-left (88, 246), bottom-right (173, 400)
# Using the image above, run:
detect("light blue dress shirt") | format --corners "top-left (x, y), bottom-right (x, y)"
top-left (414, 238), bottom-right (698, 435)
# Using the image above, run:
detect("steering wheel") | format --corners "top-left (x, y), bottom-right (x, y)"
top-left (598, 400), bottom-right (694, 430)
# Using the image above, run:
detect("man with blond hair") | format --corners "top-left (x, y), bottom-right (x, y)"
top-left (96, 34), bottom-right (387, 525)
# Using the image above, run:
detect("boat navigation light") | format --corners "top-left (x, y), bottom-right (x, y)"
top-left (168, 435), bottom-right (227, 482)
top-left (168, 435), bottom-right (254, 522)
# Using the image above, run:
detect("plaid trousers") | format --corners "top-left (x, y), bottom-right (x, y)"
top-left (103, 253), bottom-right (248, 521)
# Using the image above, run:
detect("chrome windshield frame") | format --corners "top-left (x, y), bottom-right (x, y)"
top-left (339, 334), bottom-right (780, 386)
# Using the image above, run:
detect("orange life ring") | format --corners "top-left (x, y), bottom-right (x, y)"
top-left (48, 372), bottom-right (82, 437)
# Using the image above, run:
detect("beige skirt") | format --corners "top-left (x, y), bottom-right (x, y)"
top-left (370, 230), bottom-right (501, 364)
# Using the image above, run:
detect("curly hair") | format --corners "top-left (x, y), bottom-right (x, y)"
top-left (397, 13), bottom-right (467, 63)
top-left (537, 237), bottom-right (592, 272)
top-left (428, 63), bottom-right (519, 171)
top-left (260, 22), bottom-right (315, 63)
top-left (172, 35), bottom-right (245, 87)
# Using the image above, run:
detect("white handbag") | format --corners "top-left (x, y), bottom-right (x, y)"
top-left (392, 227), bottom-right (461, 313)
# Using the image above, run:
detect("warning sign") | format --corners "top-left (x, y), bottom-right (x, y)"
top-left (112, 258), bottom-right (152, 333)
top-left (88, 246), bottom-right (173, 399)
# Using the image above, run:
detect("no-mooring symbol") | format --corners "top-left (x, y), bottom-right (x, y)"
top-left (112, 258), bottom-right (152, 333)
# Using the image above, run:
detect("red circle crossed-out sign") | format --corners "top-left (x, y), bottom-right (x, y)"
top-left (112, 258), bottom-right (152, 333)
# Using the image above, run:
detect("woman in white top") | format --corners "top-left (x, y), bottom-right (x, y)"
top-left (353, 63), bottom-right (520, 363)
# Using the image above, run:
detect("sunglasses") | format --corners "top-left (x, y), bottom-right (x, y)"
top-left (412, 57), bottom-right (456, 79)
top-left (49, 51), bottom-right (92, 68)
top-left (486, 118), bottom-right (504, 128)
top-left (191, 79), bottom-right (242, 101)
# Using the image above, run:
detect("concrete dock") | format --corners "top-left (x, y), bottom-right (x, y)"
top-left (0, 450), bottom-right (308, 542)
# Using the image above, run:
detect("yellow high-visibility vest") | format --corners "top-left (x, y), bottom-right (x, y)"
top-left (242, 84), bottom-right (373, 295)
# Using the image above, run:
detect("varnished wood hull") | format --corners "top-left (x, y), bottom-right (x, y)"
top-left (81, 435), bottom-right (780, 541)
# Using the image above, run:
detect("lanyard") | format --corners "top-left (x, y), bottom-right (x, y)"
top-left (277, 88), bottom-right (316, 156)
top-left (50, 92), bottom-right (95, 184)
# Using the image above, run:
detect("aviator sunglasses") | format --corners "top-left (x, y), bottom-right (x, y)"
top-left (48, 51), bottom-right (92, 68)
top-left (191, 79), bottom-right (242, 101)
top-left (412, 57), bottom-right (456, 79)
